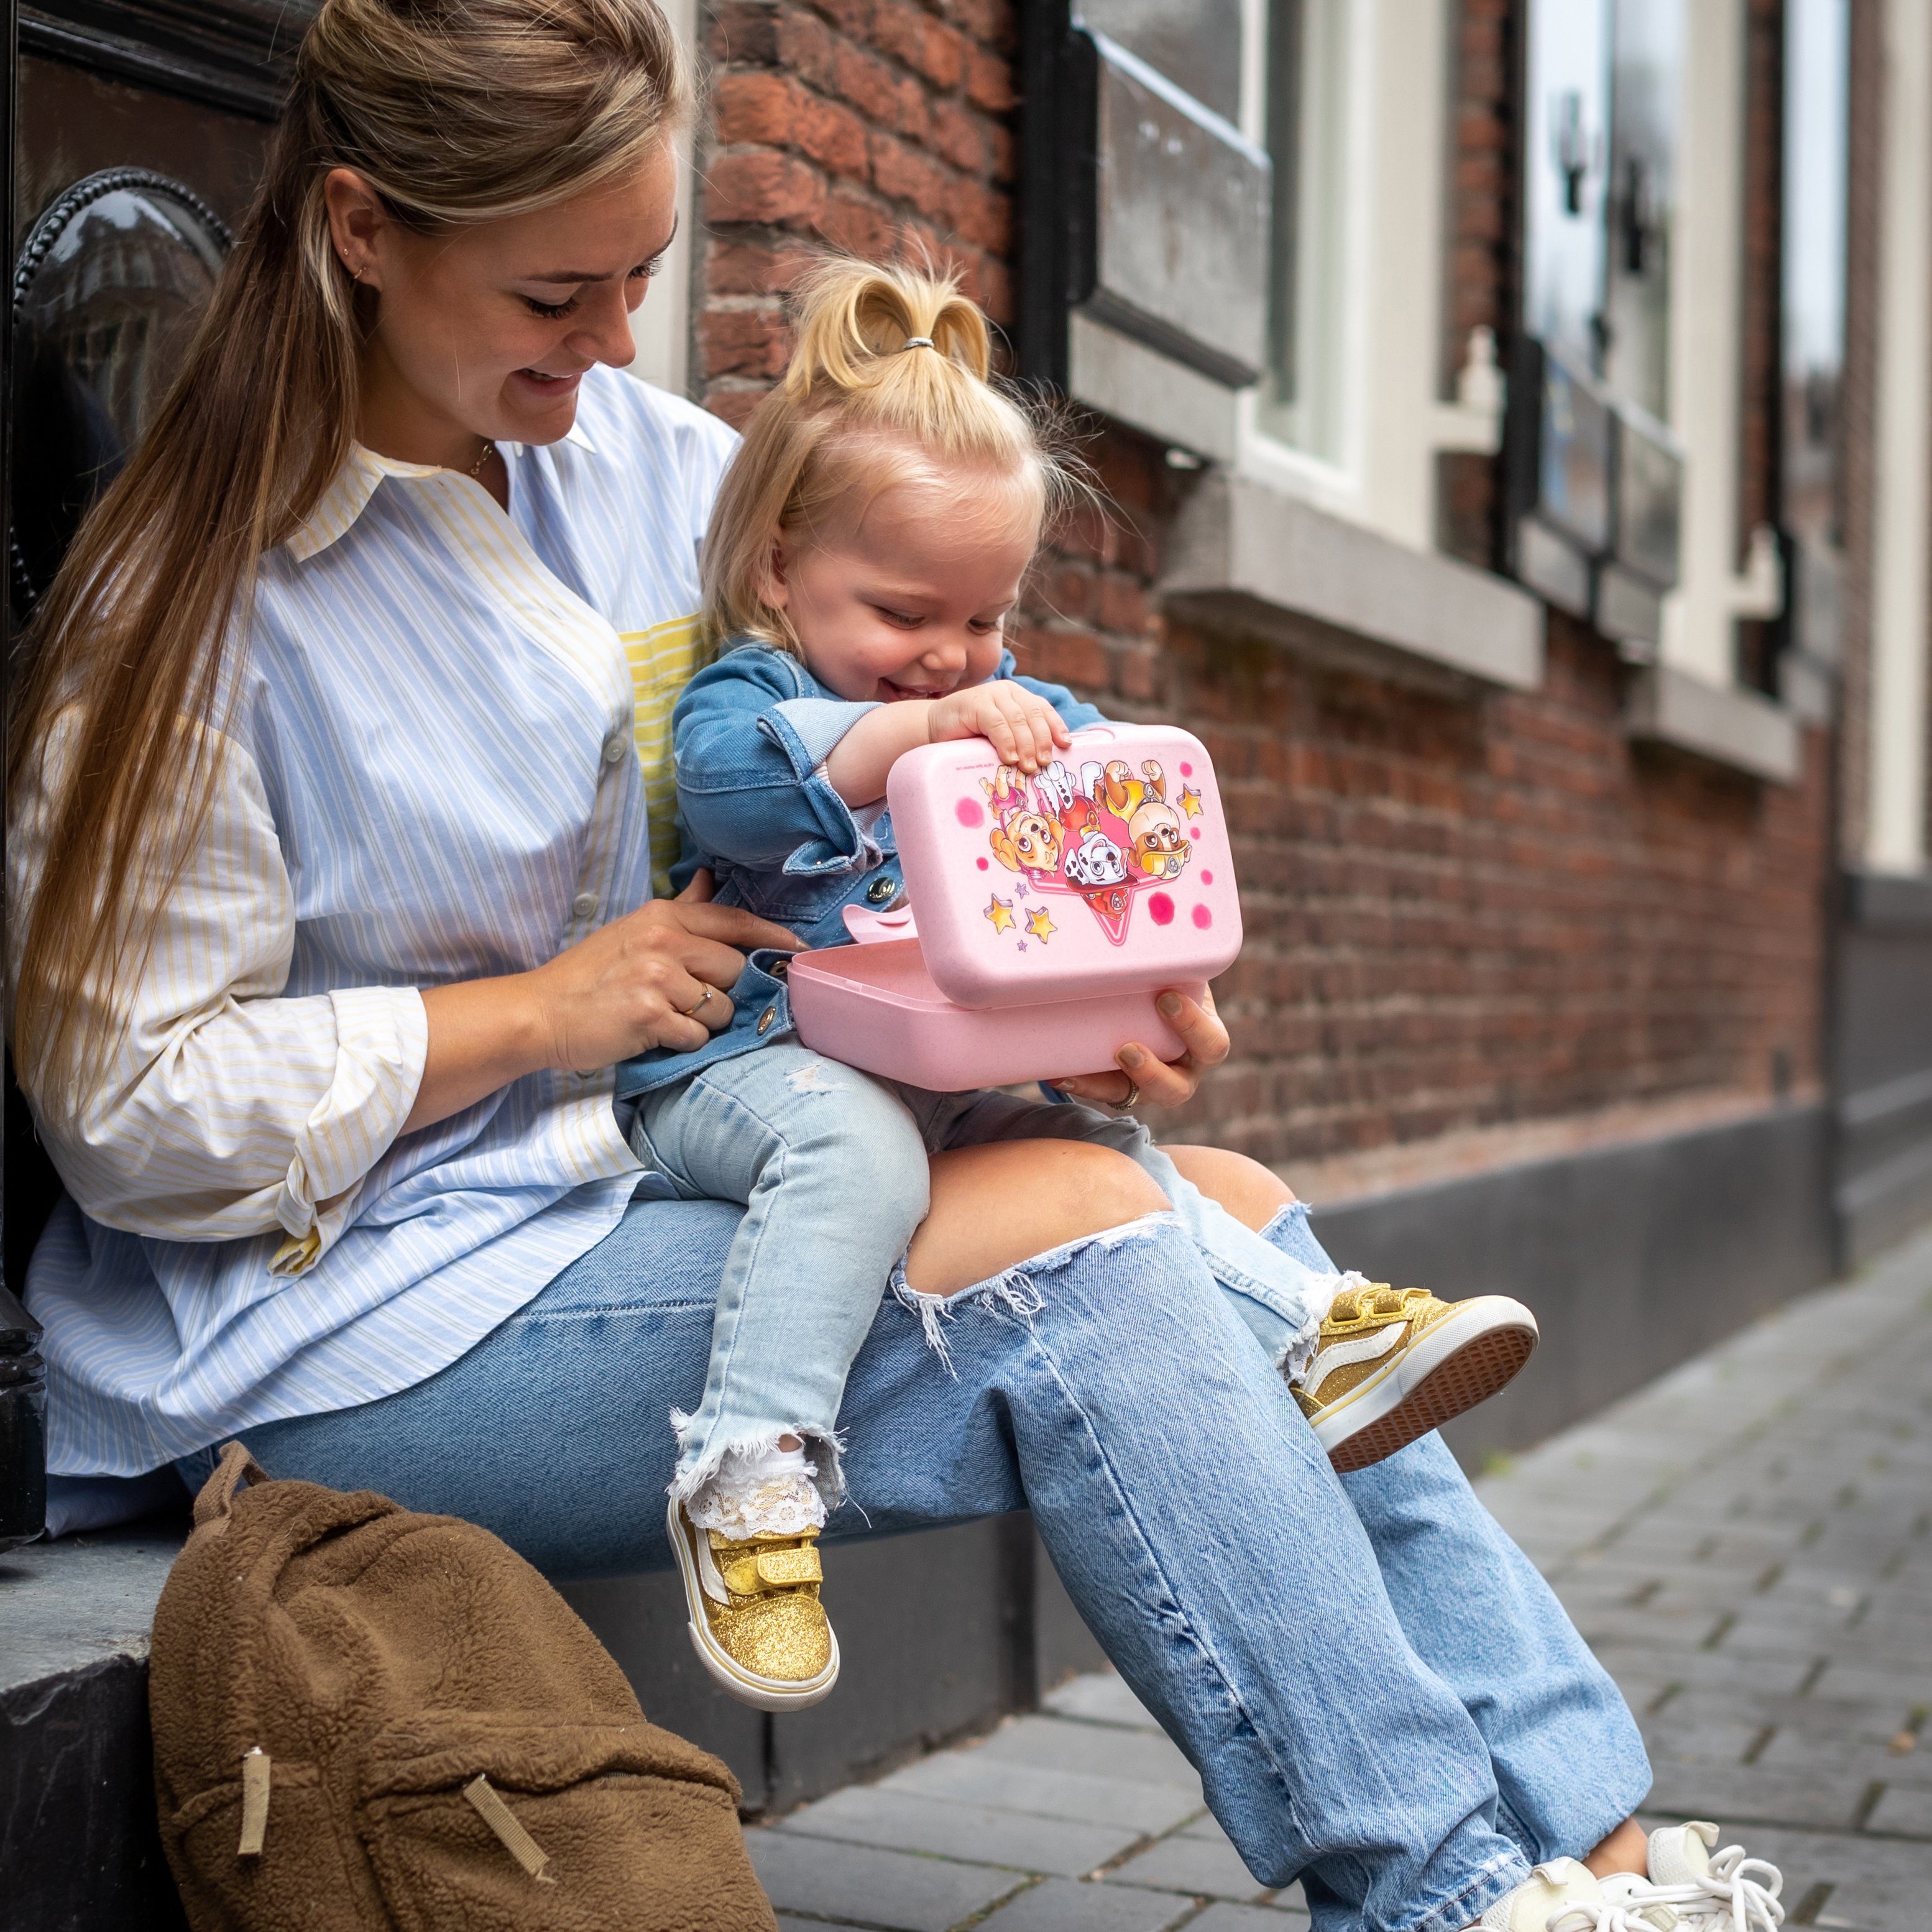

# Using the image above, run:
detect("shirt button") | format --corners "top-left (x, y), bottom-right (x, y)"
top-left (866, 875), bottom-right (898, 904)
top-left (602, 733), bottom-right (628, 766)
top-left (756, 1005), bottom-right (777, 1035)
top-left (571, 891), bottom-right (598, 919)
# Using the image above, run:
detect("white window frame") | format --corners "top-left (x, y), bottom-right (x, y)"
top-left (1232, 0), bottom-right (1488, 556)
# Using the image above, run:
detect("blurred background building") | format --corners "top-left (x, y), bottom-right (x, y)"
top-left (4, 0), bottom-right (1932, 1831)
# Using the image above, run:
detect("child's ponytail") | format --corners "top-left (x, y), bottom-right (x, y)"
top-left (701, 254), bottom-right (1083, 658)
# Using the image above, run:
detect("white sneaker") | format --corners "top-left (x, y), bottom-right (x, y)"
top-left (1473, 1859), bottom-right (1678, 1932)
top-left (1632, 1821), bottom-right (1786, 1931)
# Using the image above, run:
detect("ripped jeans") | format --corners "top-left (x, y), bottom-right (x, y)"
top-left (177, 1195), bottom-right (1650, 1932)
top-left (629, 1041), bottom-right (1335, 1506)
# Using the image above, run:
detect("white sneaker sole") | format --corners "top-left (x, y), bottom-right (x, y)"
top-left (666, 1497), bottom-right (842, 1713)
top-left (1310, 1296), bottom-right (1539, 1473)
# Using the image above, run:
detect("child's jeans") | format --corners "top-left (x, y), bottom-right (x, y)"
top-left (630, 1040), bottom-right (1337, 1504)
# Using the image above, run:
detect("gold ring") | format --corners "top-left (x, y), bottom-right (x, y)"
top-left (680, 986), bottom-right (717, 1018)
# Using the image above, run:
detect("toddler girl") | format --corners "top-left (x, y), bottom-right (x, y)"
top-left (617, 259), bottom-right (1537, 1711)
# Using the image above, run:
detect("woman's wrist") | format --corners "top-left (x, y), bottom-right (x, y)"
top-left (407, 971), bottom-right (559, 1133)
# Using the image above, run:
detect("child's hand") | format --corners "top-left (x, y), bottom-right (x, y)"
top-left (927, 681), bottom-right (1072, 773)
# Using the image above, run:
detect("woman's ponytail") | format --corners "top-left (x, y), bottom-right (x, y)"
top-left (7, 0), bottom-right (689, 1095)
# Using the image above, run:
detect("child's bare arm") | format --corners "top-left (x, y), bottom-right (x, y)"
top-left (824, 681), bottom-right (1071, 804)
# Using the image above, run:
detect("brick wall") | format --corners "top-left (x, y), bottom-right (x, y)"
top-left (690, 0), bottom-right (1833, 1172)
top-left (697, 0), bottom-right (1015, 426)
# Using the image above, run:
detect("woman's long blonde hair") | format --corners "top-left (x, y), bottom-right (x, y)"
top-left (702, 257), bottom-right (1083, 655)
top-left (6, 0), bottom-right (689, 1093)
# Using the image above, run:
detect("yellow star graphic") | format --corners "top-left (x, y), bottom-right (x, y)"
top-left (1026, 906), bottom-right (1057, 942)
top-left (984, 895), bottom-right (1016, 933)
top-left (1179, 786), bottom-right (1203, 818)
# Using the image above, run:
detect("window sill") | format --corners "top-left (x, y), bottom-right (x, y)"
top-left (1623, 664), bottom-right (1802, 784)
top-left (1159, 469), bottom-right (1545, 694)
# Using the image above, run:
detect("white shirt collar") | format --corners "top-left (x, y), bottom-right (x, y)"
top-left (287, 420), bottom-right (599, 563)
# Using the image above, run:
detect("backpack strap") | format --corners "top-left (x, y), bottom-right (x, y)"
top-left (188, 1439), bottom-right (269, 1545)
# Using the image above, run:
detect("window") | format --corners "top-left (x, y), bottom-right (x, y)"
top-left (1262, 0), bottom-right (1353, 463)
top-left (1781, 0), bottom-right (1849, 669)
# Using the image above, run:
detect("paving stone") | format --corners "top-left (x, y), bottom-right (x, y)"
top-left (1640, 1759), bottom-right (1882, 1834)
top-left (1103, 1833), bottom-right (1268, 1902)
top-left (1863, 1784), bottom-right (1932, 1838)
top-left (775, 1786), bottom-right (1143, 1877)
top-left (974, 1875), bottom-right (1196, 1931)
top-left (1663, 1819), bottom-right (1932, 1932)
top-left (777, 1918), bottom-right (872, 1931)
top-left (1185, 1902), bottom-right (1312, 1930)
top-left (747, 1829), bottom-right (1022, 1932)
top-left (1041, 1673), bottom-right (1164, 1732)
top-left (972, 1716), bottom-right (1203, 1795)
top-left (881, 1750), bottom-right (1202, 1836)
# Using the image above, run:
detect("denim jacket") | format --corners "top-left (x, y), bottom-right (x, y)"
top-left (615, 640), bottom-right (1103, 1098)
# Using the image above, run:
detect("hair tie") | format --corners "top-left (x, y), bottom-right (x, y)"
top-left (901, 336), bottom-right (935, 351)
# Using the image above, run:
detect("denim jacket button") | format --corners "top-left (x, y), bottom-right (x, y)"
top-left (757, 1005), bottom-right (778, 1035)
top-left (866, 875), bottom-right (898, 904)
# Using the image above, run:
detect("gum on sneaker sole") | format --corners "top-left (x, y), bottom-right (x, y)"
top-left (1319, 1315), bottom-right (1537, 1474)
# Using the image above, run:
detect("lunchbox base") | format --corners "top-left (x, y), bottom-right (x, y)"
top-left (788, 939), bottom-right (1202, 1093)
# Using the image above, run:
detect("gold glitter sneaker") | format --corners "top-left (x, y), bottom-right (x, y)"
top-left (668, 1499), bottom-right (841, 1711)
top-left (1295, 1282), bottom-right (1538, 1473)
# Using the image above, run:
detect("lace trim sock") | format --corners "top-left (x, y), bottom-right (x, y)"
top-left (686, 1439), bottom-right (829, 1540)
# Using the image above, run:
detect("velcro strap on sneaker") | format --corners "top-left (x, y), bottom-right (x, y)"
top-left (720, 1543), bottom-right (823, 1594)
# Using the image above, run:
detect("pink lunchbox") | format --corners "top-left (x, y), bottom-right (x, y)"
top-left (789, 724), bottom-right (1241, 1090)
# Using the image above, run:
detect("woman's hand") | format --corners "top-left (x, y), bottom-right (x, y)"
top-left (1051, 985), bottom-right (1230, 1113)
top-left (405, 897), bottom-right (798, 1133)
top-left (529, 899), bottom-right (800, 1071)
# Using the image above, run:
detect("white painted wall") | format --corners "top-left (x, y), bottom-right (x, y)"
top-left (1865, 0), bottom-right (1932, 873)
top-left (627, 0), bottom-right (697, 396)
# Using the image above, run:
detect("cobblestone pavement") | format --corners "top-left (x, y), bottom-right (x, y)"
top-left (748, 1226), bottom-right (1932, 1931)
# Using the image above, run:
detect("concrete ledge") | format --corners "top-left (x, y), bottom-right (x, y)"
top-left (1, 1527), bottom-right (188, 1930)
top-left (1161, 468), bottom-right (1546, 692)
top-left (1624, 662), bottom-right (1802, 783)
top-left (1067, 312), bottom-right (1239, 465)
top-left (1844, 865), bottom-right (1932, 931)
top-left (1310, 1099), bottom-right (1833, 1470)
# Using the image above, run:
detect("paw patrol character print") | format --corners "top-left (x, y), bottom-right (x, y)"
top-left (1100, 760), bottom-right (1192, 882)
top-left (980, 752), bottom-right (1195, 947)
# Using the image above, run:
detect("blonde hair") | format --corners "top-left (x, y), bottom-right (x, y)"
top-left (702, 257), bottom-right (1082, 655)
top-left (8, 0), bottom-right (689, 1094)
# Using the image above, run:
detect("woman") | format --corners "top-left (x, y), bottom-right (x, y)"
top-left (7, 4), bottom-right (1772, 1929)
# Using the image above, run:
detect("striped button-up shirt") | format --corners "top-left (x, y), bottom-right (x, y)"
top-left (9, 366), bottom-right (738, 1475)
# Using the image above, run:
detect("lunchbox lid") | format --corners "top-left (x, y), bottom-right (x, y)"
top-left (885, 722), bottom-right (1241, 1011)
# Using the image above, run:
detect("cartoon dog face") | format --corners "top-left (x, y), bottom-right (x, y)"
top-left (989, 811), bottom-right (1064, 876)
top-left (1127, 800), bottom-right (1190, 880)
top-left (1064, 827), bottom-right (1129, 889)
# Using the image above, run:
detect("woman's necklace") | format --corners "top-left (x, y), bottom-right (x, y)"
top-left (467, 438), bottom-right (497, 479)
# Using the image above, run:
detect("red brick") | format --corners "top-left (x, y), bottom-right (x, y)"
top-left (818, 181), bottom-right (896, 258)
top-left (699, 305), bottom-right (791, 379)
top-left (926, 96), bottom-right (991, 175)
top-left (964, 44), bottom-right (1016, 113)
top-left (706, 237), bottom-right (819, 297)
top-left (870, 132), bottom-right (955, 223)
top-left (707, 0), bottom-right (781, 64)
top-left (874, 0), bottom-right (967, 88)
top-left (947, 175), bottom-right (1010, 253)
top-left (706, 150), bottom-right (829, 228)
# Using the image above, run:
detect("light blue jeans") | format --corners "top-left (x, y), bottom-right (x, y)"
top-left (632, 1041), bottom-right (1335, 1500)
top-left (178, 1195), bottom-right (1650, 1932)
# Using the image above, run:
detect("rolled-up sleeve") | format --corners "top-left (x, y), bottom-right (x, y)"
top-left (673, 653), bottom-right (881, 876)
top-left (9, 711), bottom-right (428, 1270)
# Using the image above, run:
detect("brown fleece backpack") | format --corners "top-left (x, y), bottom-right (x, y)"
top-left (151, 1442), bottom-right (777, 1931)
